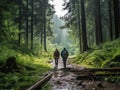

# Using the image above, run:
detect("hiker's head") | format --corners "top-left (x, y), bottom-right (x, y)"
top-left (55, 49), bottom-right (58, 51)
top-left (63, 48), bottom-right (66, 50)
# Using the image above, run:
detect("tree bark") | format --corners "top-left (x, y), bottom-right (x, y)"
top-left (26, 0), bottom-right (29, 48)
top-left (76, 73), bottom-right (120, 80)
top-left (39, 1), bottom-right (43, 48)
top-left (77, 0), bottom-right (82, 53)
top-left (81, 0), bottom-right (88, 51)
top-left (113, 0), bottom-right (120, 39)
top-left (108, 0), bottom-right (113, 41)
top-left (18, 0), bottom-right (22, 46)
top-left (31, 0), bottom-right (33, 49)
top-left (27, 72), bottom-right (53, 90)
top-left (95, 0), bottom-right (103, 45)
top-left (57, 68), bottom-right (120, 73)
top-left (43, 0), bottom-right (47, 52)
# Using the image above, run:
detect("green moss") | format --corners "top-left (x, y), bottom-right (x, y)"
top-left (0, 45), bottom-right (52, 89)
top-left (72, 38), bottom-right (120, 68)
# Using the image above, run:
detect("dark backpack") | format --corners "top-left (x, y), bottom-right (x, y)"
top-left (61, 50), bottom-right (68, 58)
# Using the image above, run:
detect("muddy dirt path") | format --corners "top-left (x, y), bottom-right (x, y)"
top-left (49, 59), bottom-right (120, 90)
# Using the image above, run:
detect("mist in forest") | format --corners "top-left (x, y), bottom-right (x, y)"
top-left (52, 14), bottom-right (76, 55)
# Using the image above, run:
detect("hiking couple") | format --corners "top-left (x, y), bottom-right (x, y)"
top-left (53, 48), bottom-right (69, 69)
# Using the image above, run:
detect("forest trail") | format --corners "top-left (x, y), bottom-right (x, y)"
top-left (49, 58), bottom-right (120, 90)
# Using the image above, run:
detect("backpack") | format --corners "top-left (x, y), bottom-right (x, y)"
top-left (61, 50), bottom-right (68, 58)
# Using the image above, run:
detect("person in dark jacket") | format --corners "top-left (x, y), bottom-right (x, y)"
top-left (61, 48), bottom-right (69, 68)
top-left (53, 49), bottom-right (60, 68)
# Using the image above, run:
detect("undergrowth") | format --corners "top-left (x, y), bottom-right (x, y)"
top-left (0, 44), bottom-right (52, 90)
top-left (72, 38), bottom-right (120, 68)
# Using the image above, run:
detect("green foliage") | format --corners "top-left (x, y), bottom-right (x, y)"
top-left (0, 0), bottom-right (18, 43)
top-left (73, 38), bottom-right (120, 68)
top-left (0, 44), bottom-right (52, 89)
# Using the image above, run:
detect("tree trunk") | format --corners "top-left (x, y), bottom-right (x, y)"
top-left (26, 0), bottom-right (29, 48)
top-left (43, 0), bottom-right (47, 52)
top-left (26, 72), bottom-right (53, 90)
top-left (18, 0), bottom-right (22, 46)
top-left (108, 0), bottom-right (113, 41)
top-left (39, 1), bottom-right (43, 48)
top-left (77, 0), bottom-right (82, 53)
top-left (31, 0), bottom-right (33, 49)
top-left (113, 0), bottom-right (120, 39)
top-left (95, 0), bottom-right (103, 45)
top-left (76, 73), bottom-right (120, 80)
top-left (81, 0), bottom-right (88, 51)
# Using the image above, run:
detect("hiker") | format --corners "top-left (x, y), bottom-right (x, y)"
top-left (53, 49), bottom-right (60, 68)
top-left (61, 48), bottom-right (69, 68)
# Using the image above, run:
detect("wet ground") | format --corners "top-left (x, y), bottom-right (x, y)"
top-left (49, 59), bottom-right (120, 90)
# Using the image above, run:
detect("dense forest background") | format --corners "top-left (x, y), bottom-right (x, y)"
top-left (0, 0), bottom-right (120, 89)
top-left (0, 0), bottom-right (120, 54)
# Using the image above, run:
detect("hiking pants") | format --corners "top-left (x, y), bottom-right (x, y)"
top-left (55, 57), bottom-right (58, 68)
top-left (63, 58), bottom-right (67, 68)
